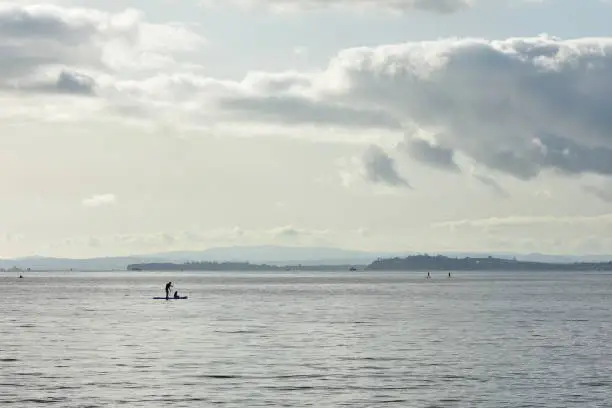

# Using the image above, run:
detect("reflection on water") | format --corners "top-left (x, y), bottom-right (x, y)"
top-left (2, 271), bottom-right (611, 407)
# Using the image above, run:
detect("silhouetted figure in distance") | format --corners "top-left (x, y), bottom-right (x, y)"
top-left (165, 281), bottom-right (173, 300)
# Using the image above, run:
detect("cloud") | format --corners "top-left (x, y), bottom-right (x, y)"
top-left (0, 3), bottom-right (204, 95)
top-left (583, 184), bottom-right (612, 202)
top-left (472, 173), bottom-right (509, 197)
top-left (222, 94), bottom-right (401, 130)
top-left (401, 136), bottom-right (460, 172)
top-left (217, 35), bottom-right (612, 183)
top-left (4, 5), bottom-right (612, 191)
top-left (361, 145), bottom-right (411, 187)
top-left (56, 70), bottom-right (96, 95)
top-left (432, 213), bottom-right (612, 229)
top-left (202, 0), bottom-right (472, 14)
top-left (466, 165), bottom-right (509, 197)
top-left (82, 194), bottom-right (116, 207)
top-left (270, 225), bottom-right (330, 239)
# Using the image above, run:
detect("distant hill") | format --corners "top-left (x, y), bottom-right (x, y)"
top-left (367, 254), bottom-right (612, 271)
top-left (142, 245), bottom-right (402, 266)
top-left (0, 246), bottom-right (388, 271)
top-left (127, 261), bottom-right (358, 272)
top-left (1, 245), bottom-right (611, 271)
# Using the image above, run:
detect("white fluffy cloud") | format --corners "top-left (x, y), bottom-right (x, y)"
top-left (7, 1), bottom-right (612, 191)
top-left (2, 1), bottom-right (612, 258)
top-left (7, 5), bottom-right (612, 189)
top-left (0, 3), bottom-right (203, 98)
top-left (201, 0), bottom-right (472, 14)
top-left (82, 194), bottom-right (116, 207)
top-left (4, 3), bottom-right (612, 189)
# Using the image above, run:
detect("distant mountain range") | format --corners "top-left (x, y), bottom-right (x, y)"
top-left (1, 245), bottom-right (612, 271)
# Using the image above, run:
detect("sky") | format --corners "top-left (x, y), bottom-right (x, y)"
top-left (2, 0), bottom-right (612, 258)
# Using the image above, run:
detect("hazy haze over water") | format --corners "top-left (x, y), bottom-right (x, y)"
top-left (2, 271), bottom-right (611, 407)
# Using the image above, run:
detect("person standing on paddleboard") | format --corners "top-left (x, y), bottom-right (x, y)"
top-left (165, 281), bottom-right (173, 300)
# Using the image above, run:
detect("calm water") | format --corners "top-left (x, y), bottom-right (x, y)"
top-left (1, 270), bottom-right (611, 407)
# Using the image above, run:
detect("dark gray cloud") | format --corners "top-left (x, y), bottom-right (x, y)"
top-left (56, 70), bottom-right (96, 95)
top-left (402, 137), bottom-right (460, 172)
top-left (362, 145), bottom-right (411, 187)
top-left (535, 134), bottom-right (612, 177)
top-left (472, 134), bottom-right (612, 180)
top-left (229, 36), bottom-right (612, 182)
top-left (334, 37), bottom-right (612, 180)
top-left (10, 69), bottom-right (97, 95)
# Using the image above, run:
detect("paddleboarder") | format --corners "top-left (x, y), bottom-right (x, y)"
top-left (165, 281), bottom-right (173, 300)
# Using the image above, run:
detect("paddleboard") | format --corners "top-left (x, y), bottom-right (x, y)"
top-left (153, 296), bottom-right (188, 300)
